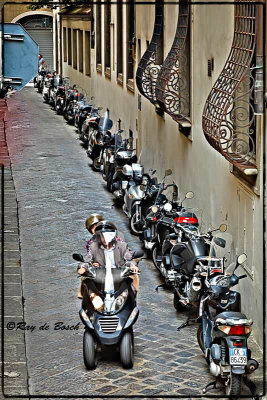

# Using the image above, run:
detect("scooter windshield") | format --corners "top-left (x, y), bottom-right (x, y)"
top-left (208, 232), bottom-right (233, 275)
top-left (98, 117), bottom-right (113, 132)
top-left (92, 268), bottom-right (126, 294)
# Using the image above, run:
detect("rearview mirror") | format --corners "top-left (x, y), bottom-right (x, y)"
top-left (185, 191), bottom-right (194, 199)
top-left (72, 253), bottom-right (84, 262)
top-left (132, 250), bottom-right (144, 259)
top-left (165, 169), bottom-right (172, 176)
top-left (237, 253), bottom-right (247, 265)
top-left (219, 224), bottom-right (227, 233)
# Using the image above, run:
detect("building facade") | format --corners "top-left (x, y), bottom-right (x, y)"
top-left (55, 1), bottom-right (266, 348)
top-left (0, 0), bottom-right (54, 69)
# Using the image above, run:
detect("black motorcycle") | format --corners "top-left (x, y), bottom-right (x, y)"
top-left (72, 251), bottom-right (143, 369)
top-left (171, 223), bottom-right (227, 311)
top-left (196, 234), bottom-right (259, 397)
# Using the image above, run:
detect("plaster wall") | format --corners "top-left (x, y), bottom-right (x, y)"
top-left (58, 2), bottom-right (264, 347)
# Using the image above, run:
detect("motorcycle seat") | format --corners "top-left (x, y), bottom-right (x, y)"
top-left (215, 311), bottom-right (247, 322)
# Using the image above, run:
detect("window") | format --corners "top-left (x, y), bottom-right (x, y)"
top-left (73, 29), bottom-right (77, 69)
top-left (202, 1), bottom-right (258, 176)
top-left (104, 0), bottom-right (111, 76)
top-left (135, 0), bottom-right (164, 105)
top-left (96, 0), bottom-right (102, 71)
top-left (117, 0), bottom-right (123, 81)
top-left (78, 30), bottom-right (83, 73)
top-left (127, 0), bottom-right (135, 90)
top-left (67, 28), bottom-right (72, 65)
top-left (85, 31), bottom-right (91, 76)
top-left (155, 1), bottom-right (191, 128)
top-left (63, 27), bottom-right (67, 63)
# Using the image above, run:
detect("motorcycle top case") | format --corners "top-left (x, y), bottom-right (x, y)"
top-left (132, 163), bottom-right (144, 176)
top-left (122, 164), bottom-right (133, 176)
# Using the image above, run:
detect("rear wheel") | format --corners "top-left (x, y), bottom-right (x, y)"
top-left (197, 325), bottom-right (204, 353)
top-left (107, 169), bottom-right (115, 192)
top-left (120, 331), bottom-right (134, 369)
top-left (152, 245), bottom-right (161, 271)
top-left (225, 373), bottom-right (242, 397)
top-left (83, 330), bottom-right (97, 370)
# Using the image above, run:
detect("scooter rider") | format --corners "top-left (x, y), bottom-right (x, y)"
top-left (77, 213), bottom-right (103, 298)
top-left (78, 220), bottom-right (140, 294)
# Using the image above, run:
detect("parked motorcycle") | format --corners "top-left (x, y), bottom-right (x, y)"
top-left (171, 223), bottom-right (226, 311)
top-left (80, 106), bottom-right (102, 146)
top-left (87, 109), bottom-right (113, 170)
top-left (197, 233), bottom-right (259, 397)
top-left (151, 192), bottom-right (197, 286)
top-left (72, 251), bottom-right (143, 369)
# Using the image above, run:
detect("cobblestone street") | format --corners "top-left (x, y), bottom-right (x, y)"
top-left (1, 87), bottom-right (264, 398)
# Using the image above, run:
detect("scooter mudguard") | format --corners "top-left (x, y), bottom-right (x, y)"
top-left (79, 308), bottom-right (94, 330)
top-left (124, 307), bottom-right (139, 330)
top-left (202, 312), bottom-right (214, 351)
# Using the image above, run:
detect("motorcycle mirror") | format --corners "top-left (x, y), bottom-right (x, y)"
top-left (91, 96), bottom-right (95, 100)
top-left (185, 191), bottom-right (194, 199)
top-left (98, 106), bottom-right (103, 110)
top-left (132, 250), bottom-right (144, 259)
top-left (219, 223), bottom-right (227, 232)
top-left (237, 253), bottom-right (247, 265)
top-left (164, 169), bottom-right (172, 177)
top-left (72, 253), bottom-right (84, 262)
top-left (152, 169), bottom-right (157, 175)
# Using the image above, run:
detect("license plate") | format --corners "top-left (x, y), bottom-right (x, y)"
top-left (229, 348), bottom-right (247, 365)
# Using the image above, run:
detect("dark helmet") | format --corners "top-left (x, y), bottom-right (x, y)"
top-left (85, 213), bottom-right (103, 233)
top-left (95, 220), bottom-right (117, 246)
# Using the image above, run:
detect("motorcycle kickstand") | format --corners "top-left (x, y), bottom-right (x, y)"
top-left (243, 376), bottom-right (259, 399)
top-left (202, 378), bottom-right (221, 394)
top-left (177, 316), bottom-right (197, 331)
top-left (155, 283), bottom-right (168, 292)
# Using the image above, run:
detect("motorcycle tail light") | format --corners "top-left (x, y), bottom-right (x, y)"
top-left (229, 325), bottom-right (246, 335)
top-left (176, 217), bottom-right (198, 224)
top-left (233, 342), bottom-right (243, 346)
top-left (153, 217), bottom-right (157, 221)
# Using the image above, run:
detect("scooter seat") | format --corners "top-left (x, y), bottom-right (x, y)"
top-left (215, 311), bottom-right (247, 322)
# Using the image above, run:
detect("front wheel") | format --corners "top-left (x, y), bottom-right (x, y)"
top-left (92, 157), bottom-right (101, 171)
top-left (173, 291), bottom-right (189, 312)
top-left (225, 373), bottom-right (242, 397)
top-left (152, 245), bottom-right (161, 271)
top-left (120, 331), bottom-right (134, 369)
top-left (129, 211), bottom-right (144, 236)
top-left (83, 330), bottom-right (97, 370)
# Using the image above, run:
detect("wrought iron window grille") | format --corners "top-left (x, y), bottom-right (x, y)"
top-left (202, 1), bottom-right (258, 175)
top-left (155, 1), bottom-right (191, 127)
top-left (136, 0), bottom-right (164, 106)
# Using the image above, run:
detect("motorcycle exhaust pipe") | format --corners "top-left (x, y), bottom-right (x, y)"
top-left (246, 359), bottom-right (259, 374)
top-left (188, 277), bottom-right (202, 303)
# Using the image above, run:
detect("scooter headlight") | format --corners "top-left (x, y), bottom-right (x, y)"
top-left (89, 291), bottom-right (104, 312)
top-left (114, 290), bottom-right (128, 311)
top-left (163, 202), bottom-right (172, 212)
top-left (151, 206), bottom-right (158, 213)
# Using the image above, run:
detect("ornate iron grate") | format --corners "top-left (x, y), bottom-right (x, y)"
top-left (135, 0), bottom-right (164, 105)
top-left (202, 1), bottom-right (257, 172)
top-left (155, 1), bottom-right (190, 124)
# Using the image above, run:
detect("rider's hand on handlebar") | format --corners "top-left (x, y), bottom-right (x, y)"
top-left (130, 265), bottom-right (139, 274)
top-left (78, 267), bottom-right (87, 275)
top-left (92, 262), bottom-right (100, 267)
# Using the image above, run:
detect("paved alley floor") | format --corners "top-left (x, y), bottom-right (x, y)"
top-left (2, 87), bottom-right (264, 398)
